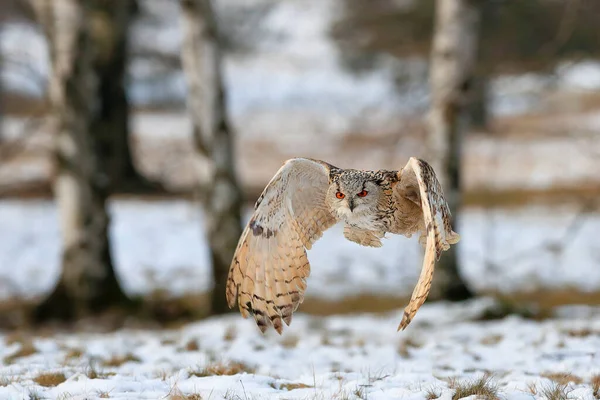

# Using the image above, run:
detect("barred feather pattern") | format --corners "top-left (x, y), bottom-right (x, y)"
top-left (226, 158), bottom-right (338, 334)
top-left (394, 157), bottom-right (460, 331)
top-left (226, 156), bottom-right (459, 334)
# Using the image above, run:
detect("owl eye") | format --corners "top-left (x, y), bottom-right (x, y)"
top-left (357, 190), bottom-right (368, 197)
top-left (335, 192), bottom-right (345, 199)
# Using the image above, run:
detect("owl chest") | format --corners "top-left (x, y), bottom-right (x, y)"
top-left (346, 213), bottom-right (389, 232)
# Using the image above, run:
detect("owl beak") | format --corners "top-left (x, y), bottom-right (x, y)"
top-left (348, 199), bottom-right (355, 212)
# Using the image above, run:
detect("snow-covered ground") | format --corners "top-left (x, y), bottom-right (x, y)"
top-left (0, 200), bottom-right (598, 302)
top-left (0, 299), bottom-right (599, 399)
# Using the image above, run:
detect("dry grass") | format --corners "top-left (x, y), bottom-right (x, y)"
top-left (425, 387), bottom-right (441, 400)
top-left (448, 375), bottom-right (500, 400)
top-left (565, 328), bottom-right (598, 338)
top-left (541, 373), bottom-right (583, 385)
top-left (480, 335), bottom-right (503, 346)
top-left (85, 363), bottom-right (116, 379)
top-left (169, 393), bottom-right (202, 400)
top-left (276, 382), bottom-right (313, 391)
top-left (223, 326), bottom-right (237, 342)
top-left (102, 353), bottom-right (141, 367)
top-left (97, 390), bottom-right (111, 398)
top-left (397, 337), bottom-right (423, 359)
top-left (539, 382), bottom-right (573, 400)
top-left (184, 339), bottom-right (200, 352)
top-left (4, 340), bottom-right (38, 364)
top-left (591, 375), bottom-right (600, 399)
top-left (33, 372), bottom-right (66, 387)
top-left (64, 348), bottom-right (84, 360)
top-left (189, 361), bottom-right (255, 377)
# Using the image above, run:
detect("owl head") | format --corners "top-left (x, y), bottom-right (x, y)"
top-left (326, 170), bottom-right (384, 220)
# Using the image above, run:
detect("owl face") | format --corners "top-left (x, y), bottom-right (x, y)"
top-left (327, 171), bottom-right (382, 221)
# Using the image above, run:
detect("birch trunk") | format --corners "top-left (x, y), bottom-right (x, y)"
top-left (427, 0), bottom-right (481, 300)
top-left (90, 0), bottom-right (150, 192)
top-left (33, 0), bottom-right (127, 320)
top-left (179, 0), bottom-right (243, 314)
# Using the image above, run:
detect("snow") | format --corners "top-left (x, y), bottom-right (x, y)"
top-left (0, 299), bottom-right (599, 399)
top-left (0, 200), bottom-right (599, 302)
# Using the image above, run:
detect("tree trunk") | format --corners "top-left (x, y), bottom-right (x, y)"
top-left (427, 0), bottom-right (481, 300)
top-left (179, 0), bottom-right (243, 314)
top-left (33, 0), bottom-right (128, 321)
top-left (89, 0), bottom-right (153, 193)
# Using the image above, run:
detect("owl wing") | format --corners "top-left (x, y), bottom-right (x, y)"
top-left (393, 157), bottom-right (460, 331)
top-left (226, 158), bottom-right (339, 334)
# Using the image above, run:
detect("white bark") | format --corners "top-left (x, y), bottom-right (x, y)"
top-left (179, 0), bottom-right (243, 313)
top-left (428, 0), bottom-right (480, 189)
top-left (427, 0), bottom-right (481, 299)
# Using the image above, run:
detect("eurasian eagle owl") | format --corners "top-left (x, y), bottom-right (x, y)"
top-left (226, 157), bottom-right (459, 334)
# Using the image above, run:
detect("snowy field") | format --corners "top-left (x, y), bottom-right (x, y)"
top-left (0, 299), bottom-right (600, 399)
top-left (0, 200), bottom-right (599, 303)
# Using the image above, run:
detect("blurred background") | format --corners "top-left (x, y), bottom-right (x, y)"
top-left (0, 0), bottom-right (599, 328)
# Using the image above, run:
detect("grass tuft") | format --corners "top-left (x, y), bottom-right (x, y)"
top-left (541, 372), bottom-right (583, 385)
top-left (64, 348), bottom-right (84, 360)
top-left (480, 335), bottom-right (503, 346)
top-left (4, 340), bottom-right (38, 364)
top-left (223, 326), bottom-right (237, 342)
top-left (189, 361), bottom-right (255, 377)
top-left (85, 362), bottom-right (115, 379)
top-left (539, 382), bottom-right (573, 400)
top-left (102, 353), bottom-right (141, 367)
top-left (33, 372), bottom-right (66, 387)
top-left (184, 339), bottom-right (200, 352)
top-left (425, 387), bottom-right (441, 399)
top-left (448, 374), bottom-right (500, 400)
top-left (274, 382), bottom-right (313, 391)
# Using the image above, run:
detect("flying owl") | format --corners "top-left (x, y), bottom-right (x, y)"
top-left (226, 157), bottom-right (459, 334)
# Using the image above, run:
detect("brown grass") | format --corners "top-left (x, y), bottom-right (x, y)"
top-left (542, 373), bottom-right (583, 385)
top-left (223, 326), bottom-right (237, 342)
top-left (566, 328), bottom-right (598, 338)
top-left (86, 363), bottom-right (116, 379)
top-left (184, 339), bottom-right (200, 352)
top-left (64, 348), bottom-right (84, 360)
top-left (33, 372), bottom-right (66, 387)
top-left (189, 361), bottom-right (255, 377)
top-left (170, 393), bottom-right (202, 400)
top-left (539, 382), bottom-right (573, 400)
top-left (102, 353), bottom-right (141, 367)
top-left (4, 340), bottom-right (38, 364)
top-left (480, 335), bottom-right (503, 346)
top-left (448, 375), bottom-right (500, 400)
top-left (425, 387), bottom-right (441, 400)
top-left (591, 375), bottom-right (600, 399)
top-left (275, 382), bottom-right (313, 391)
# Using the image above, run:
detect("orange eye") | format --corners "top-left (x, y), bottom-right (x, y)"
top-left (357, 190), bottom-right (368, 197)
top-left (335, 192), bottom-right (345, 199)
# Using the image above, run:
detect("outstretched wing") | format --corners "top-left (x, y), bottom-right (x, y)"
top-left (394, 157), bottom-right (460, 331)
top-left (226, 158), bottom-right (338, 334)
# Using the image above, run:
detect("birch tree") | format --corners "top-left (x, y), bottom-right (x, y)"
top-left (32, 0), bottom-right (128, 320)
top-left (179, 0), bottom-right (243, 314)
top-left (427, 0), bottom-right (481, 300)
top-left (90, 0), bottom-right (149, 192)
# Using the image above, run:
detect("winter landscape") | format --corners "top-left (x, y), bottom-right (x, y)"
top-left (1, 0), bottom-right (600, 399)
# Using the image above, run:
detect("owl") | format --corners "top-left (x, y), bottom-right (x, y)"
top-left (226, 157), bottom-right (459, 334)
